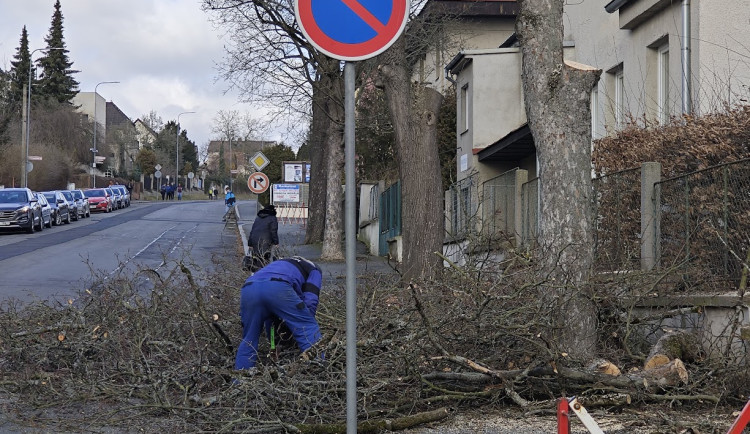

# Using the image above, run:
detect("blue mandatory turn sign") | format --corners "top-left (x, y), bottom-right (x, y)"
top-left (295, 0), bottom-right (409, 61)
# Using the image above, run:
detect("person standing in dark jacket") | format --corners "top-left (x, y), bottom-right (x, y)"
top-left (248, 204), bottom-right (279, 271)
top-left (235, 256), bottom-right (323, 370)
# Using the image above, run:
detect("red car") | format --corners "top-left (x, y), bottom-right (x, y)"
top-left (83, 188), bottom-right (113, 213)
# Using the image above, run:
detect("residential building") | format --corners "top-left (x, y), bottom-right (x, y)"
top-left (134, 119), bottom-right (157, 150)
top-left (414, 0), bottom-right (518, 91)
top-left (444, 0), bottom-right (750, 251)
top-left (72, 92), bottom-right (136, 176)
top-left (106, 101), bottom-right (138, 175)
top-left (206, 139), bottom-right (276, 176)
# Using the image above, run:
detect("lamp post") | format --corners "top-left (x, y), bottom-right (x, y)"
top-left (176, 111), bottom-right (195, 190)
top-left (23, 47), bottom-right (62, 188)
top-left (92, 81), bottom-right (119, 187)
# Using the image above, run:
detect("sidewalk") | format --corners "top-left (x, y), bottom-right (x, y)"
top-left (234, 200), bottom-right (398, 286)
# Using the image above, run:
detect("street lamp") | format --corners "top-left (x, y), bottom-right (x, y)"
top-left (176, 111), bottom-right (195, 190)
top-left (92, 81), bottom-right (119, 187)
top-left (23, 47), bottom-right (62, 188)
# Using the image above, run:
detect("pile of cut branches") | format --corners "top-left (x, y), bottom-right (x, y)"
top-left (0, 253), bottom-right (747, 433)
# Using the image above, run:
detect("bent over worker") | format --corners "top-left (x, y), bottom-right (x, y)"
top-left (235, 256), bottom-right (322, 370)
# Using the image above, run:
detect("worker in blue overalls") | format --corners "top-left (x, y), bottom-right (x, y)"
top-left (235, 256), bottom-right (323, 370)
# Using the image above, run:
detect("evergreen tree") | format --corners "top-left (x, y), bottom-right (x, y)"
top-left (37, 0), bottom-right (79, 104)
top-left (178, 130), bottom-right (199, 175)
top-left (0, 68), bottom-right (12, 146)
top-left (9, 26), bottom-right (31, 107)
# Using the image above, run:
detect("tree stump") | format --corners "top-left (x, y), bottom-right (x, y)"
top-left (644, 329), bottom-right (701, 369)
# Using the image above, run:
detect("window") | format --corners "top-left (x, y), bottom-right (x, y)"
top-left (658, 44), bottom-right (670, 124)
top-left (615, 70), bottom-right (625, 129)
top-left (460, 84), bottom-right (469, 133)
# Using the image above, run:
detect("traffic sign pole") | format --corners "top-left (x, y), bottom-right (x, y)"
top-left (294, 2), bottom-right (409, 431)
top-left (344, 62), bottom-right (357, 434)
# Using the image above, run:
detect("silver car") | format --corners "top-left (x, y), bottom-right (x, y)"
top-left (111, 185), bottom-right (131, 207)
top-left (70, 189), bottom-right (90, 218)
top-left (60, 190), bottom-right (82, 221)
top-left (35, 192), bottom-right (53, 228)
top-left (106, 187), bottom-right (122, 210)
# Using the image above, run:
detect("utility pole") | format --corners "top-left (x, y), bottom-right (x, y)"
top-left (21, 84), bottom-right (27, 187)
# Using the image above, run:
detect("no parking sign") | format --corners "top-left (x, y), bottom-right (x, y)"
top-left (295, 0), bottom-right (410, 61)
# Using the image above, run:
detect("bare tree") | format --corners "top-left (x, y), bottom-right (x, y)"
top-left (139, 110), bottom-right (163, 132)
top-left (377, 35), bottom-right (445, 280)
top-left (203, 0), bottom-right (345, 259)
top-left (211, 109), bottom-right (240, 142)
top-left (516, 0), bottom-right (601, 361)
top-left (239, 112), bottom-right (270, 141)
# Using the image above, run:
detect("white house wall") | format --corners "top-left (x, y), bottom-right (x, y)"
top-left (456, 49), bottom-right (526, 183)
top-left (418, 17), bottom-right (516, 91)
top-left (565, 0), bottom-right (750, 133)
top-left (693, 1), bottom-right (750, 113)
top-left (72, 92), bottom-right (108, 137)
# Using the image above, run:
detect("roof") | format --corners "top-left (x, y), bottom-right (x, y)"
top-left (446, 48), bottom-right (517, 75)
top-left (420, 0), bottom-right (518, 17)
top-left (133, 119), bottom-right (158, 137)
top-left (207, 140), bottom-right (276, 154)
top-left (604, 0), bottom-right (633, 13)
top-left (105, 101), bottom-right (132, 128)
top-left (477, 123), bottom-right (536, 162)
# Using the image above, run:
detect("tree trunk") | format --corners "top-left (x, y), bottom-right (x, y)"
top-left (380, 37), bottom-right (445, 281)
top-left (516, 0), bottom-right (601, 361)
top-left (321, 108), bottom-right (345, 261)
top-left (320, 60), bottom-right (345, 261)
top-left (305, 56), bottom-right (345, 261)
top-left (305, 63), bottom-right (333, 245)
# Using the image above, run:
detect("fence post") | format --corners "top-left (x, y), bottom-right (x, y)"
top-left (514, 169), bottom-right (528, 246)
top-left (641, 162), bottom-right (661, 271)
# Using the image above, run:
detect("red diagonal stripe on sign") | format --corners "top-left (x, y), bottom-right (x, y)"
top-left (340, 0), bottom-right (387, 34)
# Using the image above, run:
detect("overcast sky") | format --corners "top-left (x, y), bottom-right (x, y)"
top-left (0, 0), bottom-right (292, 152)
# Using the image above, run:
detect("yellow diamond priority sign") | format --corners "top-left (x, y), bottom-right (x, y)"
top-left (250, 151), bottom-right (270, 171)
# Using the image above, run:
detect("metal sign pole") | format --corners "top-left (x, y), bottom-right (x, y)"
top-left (344, 61), bottom-right (357, 433)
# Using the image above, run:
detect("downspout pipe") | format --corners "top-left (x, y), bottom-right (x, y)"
top-left (681, 0), bottom-right (692, 115)
top-left (444, 65), bottom-right (457, 86)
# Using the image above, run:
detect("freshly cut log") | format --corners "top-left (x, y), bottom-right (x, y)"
top-left (636, 358), bottom-right (688, 388)
top-left (586, 358), bottom-right (622, 376)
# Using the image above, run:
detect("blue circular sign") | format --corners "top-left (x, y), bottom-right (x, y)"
top-left (295, 0), bottom-right (409, 61)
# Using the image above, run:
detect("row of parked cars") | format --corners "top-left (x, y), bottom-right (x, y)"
top-left (0, 185), bottom-right (131, 234)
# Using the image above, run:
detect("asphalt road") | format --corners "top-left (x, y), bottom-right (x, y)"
top-left (0, 199), bottom-right (236, 304)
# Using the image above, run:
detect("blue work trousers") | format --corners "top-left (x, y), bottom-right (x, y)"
top-left (235, 279), bottom-right (321, 370)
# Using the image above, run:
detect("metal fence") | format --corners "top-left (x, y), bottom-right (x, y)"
top-left (481, 169), bottom-right (519, 237)
top-left (592, 167), bottom-right (642, 272)
top-left (521, 177), bottom-right (539, 246)
top-left (655, 158), bottom-right (750, 289)
top-left (366, 183), bottom-right (380, 222)
top-left (446, 174), bottom-right (479, 239)
top-left (379, 181), bottom-right (401, 256)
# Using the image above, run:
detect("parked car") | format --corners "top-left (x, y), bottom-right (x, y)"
top-left (106, 187), bottom-right (121, 210)
top-left (35, 192), bottom-right (53, 228)
top-left (111, 185), bottom-right (130, 207)
top-left (0, 188), bottom-right (43, 233)
top-left (41, 190), bottom-right (71, 225)
top-left (60, 190), bottom-right (82, 221)
top-left (83, 188), bottom-right (112, 213)
top-left (70, 189), bottom-right (91, 218)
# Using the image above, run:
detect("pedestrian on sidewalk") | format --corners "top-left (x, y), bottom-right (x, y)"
top-left (248, 204), bottom-right (279, 271)
top-left (235, 256), bottom-right (323, 370)
top-left (223, 186), bottom-right (236, 221)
